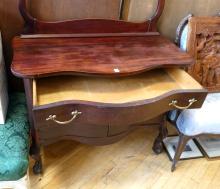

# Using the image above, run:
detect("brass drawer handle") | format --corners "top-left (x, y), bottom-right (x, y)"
top-left (169, 98), bottom-right (197, 110)
top-left (46, 110), bottom-right (82, 125)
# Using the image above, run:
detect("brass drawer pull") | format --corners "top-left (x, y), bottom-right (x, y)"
top-left (169, 98), bottom-right (197, 110)
top-left (46, 110), bottom-right (82, 125)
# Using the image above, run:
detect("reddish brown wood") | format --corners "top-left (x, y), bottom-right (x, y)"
top-left (38, 121), bottom-right (163, 146)
top-left (109, 117), bottom-right (164, 136)
top-left (32, 89), bottom-right (207, 147)
top-left (12, 0), bottom-right (208, 175)
top-left (23, 79), bottom-right (43, 174)
top-left (38, 123), bottom-right (108, 138)
top-left (187, 17), bottom-right (220, 92)
top-left (20, 32), bottom-right (160, 39)
top-left (18, 0), bottom-right (165, 34)
top-left (152, 116), bottom-right (168, 154)
top-left (33, 90), bottom-right (207, 129)
top-left (11, 35), bottom-right (193, 78)
top-left (38, 122), bottom-right (162, 146)
top-left (148, 0), bottom-right (165, 32)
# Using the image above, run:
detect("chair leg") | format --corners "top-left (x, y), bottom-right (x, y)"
top-left (171, 134), bottom-right (191, 172)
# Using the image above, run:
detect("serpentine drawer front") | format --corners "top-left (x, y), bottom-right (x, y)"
top-left (33, 68), bottom-right (207, 139)
top-left (34, 104), bottom-right (109, 140)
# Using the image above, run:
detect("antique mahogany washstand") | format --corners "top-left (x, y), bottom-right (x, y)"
top-left (11, 0), bottom-right (207, 174)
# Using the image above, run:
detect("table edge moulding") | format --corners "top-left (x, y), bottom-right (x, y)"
top-left (11, 0), bottom-right (208, 174)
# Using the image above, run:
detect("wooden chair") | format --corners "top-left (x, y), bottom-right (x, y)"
top-left (168, 14), bottom-right (220, 172)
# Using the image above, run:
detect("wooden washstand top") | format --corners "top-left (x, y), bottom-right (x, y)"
top-left (11, 33), bottom-right (194, 78)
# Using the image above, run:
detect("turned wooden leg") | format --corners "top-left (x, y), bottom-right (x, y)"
top-left (171, 134), bottom-right (191, 172)
top-left (24, 79), bottom-right (43, 175)
top-left (33, 157), bottom-right (43, 175)
top-left (152, 116), bottom-right (168, 154)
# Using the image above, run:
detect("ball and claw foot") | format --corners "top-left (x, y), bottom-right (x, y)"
top-left (33, 160), bottom-right (43, 175)
top-left (152, 138), bottom-right (164, 154)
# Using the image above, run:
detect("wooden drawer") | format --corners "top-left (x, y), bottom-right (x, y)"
top-left (37, 123), bottom-right (108, 140)
top-left (34, 103), bottom-right (108, 126)
top-left (32, 68), bottom-right (207, 138)
top-left (108, 91), bottom-right (206, 126)
top-left (109, 116), bottom-right (164, 136)
top-left (33, 104), bottom-right (109, 137)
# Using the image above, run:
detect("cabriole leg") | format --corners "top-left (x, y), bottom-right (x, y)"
top-left (30, 133), bottom-right (43, 175)
top-left (152, 115), bottom-right (168, 154)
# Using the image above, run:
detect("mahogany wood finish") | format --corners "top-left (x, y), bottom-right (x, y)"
top-left (18, 0), bottom-right (165, 34)
top-left (23, 79), bottom-right (42, 174)
top-left (33, 90), bottom-right (206, 137)
top-left (12, 35), bottom-right (193, 78)
top-left (11, 0), bottom-right (208, 174)
top-left (38, 119), bottom-right (164, 147)
top-left (152, 116), bottom-right (168, 154)
top-left (38, 118), bottom-right (164, 146)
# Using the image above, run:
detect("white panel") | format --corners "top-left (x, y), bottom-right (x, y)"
top-left (0, 32), bottom-right (8, 124)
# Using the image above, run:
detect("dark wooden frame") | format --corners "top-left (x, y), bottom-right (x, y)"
top-left (162, 135), bottom-right (204, 161)
top-left (167, 118), bottom-right (220, 172)
top-left (175, 14), bottom-right (193, 46)
top-left (18, 0), bottom-right (165, 34)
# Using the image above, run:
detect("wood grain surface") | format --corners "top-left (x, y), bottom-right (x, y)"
top-left (31, 68), bottom-right (207, 146)
top-left (11, 35), bottom-right (193, 78)
top-left (35, 68), bottom-right (203, 105)
top-left (187, 17), bottom-right (220, 92)
top-left (1, 0), bottom-right (219, 90)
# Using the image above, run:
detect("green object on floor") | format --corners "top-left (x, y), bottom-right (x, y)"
top-left (0, 93), bottom-right (29, 181)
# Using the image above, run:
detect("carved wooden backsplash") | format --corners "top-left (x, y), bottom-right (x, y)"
top-left (187, 17), bottom-right (220, 92)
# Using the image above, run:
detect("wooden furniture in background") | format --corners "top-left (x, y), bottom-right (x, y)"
top-left (187, 17), bottom-right (220, 92)
top-left (12, 0), bottom-right (207, 174)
